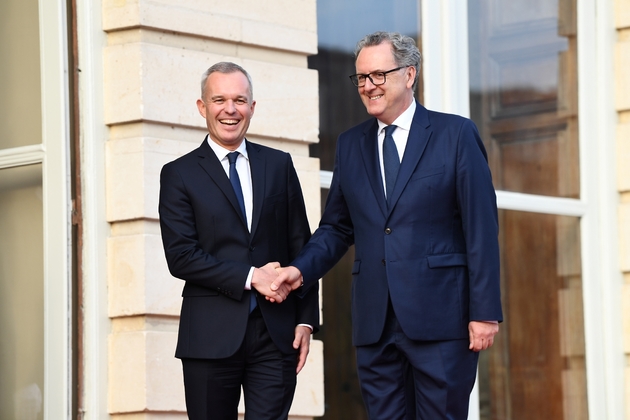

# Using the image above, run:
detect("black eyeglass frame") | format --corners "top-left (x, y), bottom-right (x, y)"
top-left (348, 66), bottom-right (405, 87)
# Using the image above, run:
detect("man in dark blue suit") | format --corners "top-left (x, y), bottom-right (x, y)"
top-left (272, 32), bottom-right (502, 419)
top-left (159, 62), bottom-right (319, 419)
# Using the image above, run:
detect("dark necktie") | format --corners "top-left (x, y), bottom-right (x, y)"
top-left (227, 151), bottom-right (257, 312)
top-left (382, 125), bottom-right (399, 205)
top-left (227, 151), bottom-right (246, 221)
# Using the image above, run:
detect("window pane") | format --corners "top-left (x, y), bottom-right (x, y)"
top-left (310, 3), bottom-right (422, 418)
top-left (0, 0), bottom-right (42, 149)
top-left (0, 164), bottom-right (44, 420)
top-left (478, 210), bottom-right (587, 420)
top-left (309, 0), bottom-right (422, 171)
top-left (468, 0), bottom-right (579, 198)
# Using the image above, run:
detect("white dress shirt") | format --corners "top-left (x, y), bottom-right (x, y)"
top-left (207, 137), bottom-right (253, 231)
top-left (207, 137), bottom-right (255, 289)
top-left (377, 100), bottom-right (416, 198)
top-left (206, 136), bottom-right (313, 331)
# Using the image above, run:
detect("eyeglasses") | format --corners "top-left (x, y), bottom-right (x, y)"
top-left (349, 66), bottom-right (405, 87)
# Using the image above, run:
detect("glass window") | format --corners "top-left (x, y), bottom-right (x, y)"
top-left (309, 0), bottom-right (422, 171)
top-left (468, 1), bottom-right (587, 418)
top-left (0, 0), bottom-right (72, 417)
top-left (478, 211), bottom-right (587, 419)
top-left (309, 2), bottom-right (422, 419)
top-left (0, 164), bottom-right (44, 420)
top-left (468, 0), bottom-right (579, 198)
top-left (0, 0), bottom-right (42, 149)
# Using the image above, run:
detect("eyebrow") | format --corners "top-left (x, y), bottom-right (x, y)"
top-left (210, 94), bottom-right (249, 100)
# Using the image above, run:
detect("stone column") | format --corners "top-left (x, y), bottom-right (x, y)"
top-left (102, 1), bottom-right (324, 418)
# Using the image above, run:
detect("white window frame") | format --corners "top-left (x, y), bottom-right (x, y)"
top-left (320, 0), bottom-right (622, 418)
top-left (40, 0), bottom-right (72, 417)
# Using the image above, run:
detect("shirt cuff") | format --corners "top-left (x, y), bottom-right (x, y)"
top-left (297, 323), bottom-right (313, 332)
top-left (244, 266), bottom-right (255, 290)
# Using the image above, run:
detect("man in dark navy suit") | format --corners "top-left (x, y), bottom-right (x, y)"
top-left (159, 62), bottom-right (319, 420)
top-left (272, 32), bottom-right (502, 419)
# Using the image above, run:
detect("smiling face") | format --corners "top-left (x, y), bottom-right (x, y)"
top-left (355, 42), bottom-right (416, 125)
top-left (196, 71), bottom-right (256, 150)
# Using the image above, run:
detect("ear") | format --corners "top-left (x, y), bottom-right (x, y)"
top-left (250, 100), bottom-right (256, 117)
top-left (196, 99), bottom-right (207, 118)
top-left (405, 66), bottom-right (416, 89)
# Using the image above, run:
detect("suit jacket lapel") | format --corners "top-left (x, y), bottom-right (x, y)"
top-left (196, 138), bottom-right (249, 228)
top-left (359, 120), bottom-right (389, 218)
top-left (388, 101), bottom-right (432, 210)
top-left (246, 141), bottom-right (265, 237)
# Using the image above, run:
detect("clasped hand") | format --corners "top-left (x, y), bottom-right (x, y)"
top-left (251, 263), bottom-right (303, 303)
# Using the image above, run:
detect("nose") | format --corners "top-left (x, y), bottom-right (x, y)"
top-left (225, 100), bottom-right (237, 113)
top-left (362, 76), bottom-right (377, 91)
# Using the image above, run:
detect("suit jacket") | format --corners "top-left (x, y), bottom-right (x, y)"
top-left (293, 101), bottom-right (502, 347)
top-left (159, 138), bottom-right (319, 359)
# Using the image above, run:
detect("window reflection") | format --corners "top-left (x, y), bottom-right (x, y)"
top-left (0, 164), bottom-right (44, 420)
top-left (0, 0), bottom-right (42, 149)
top-left (309, 0), bottom-right (421, 172)
top-left (477, 210), bottom-right (587, 420)
top-left (468, 0), bottom-right (579, 198)
top-left (470, 2), bottom-right (585, 419)
top-left (309, 2), bottom-right (422, 419)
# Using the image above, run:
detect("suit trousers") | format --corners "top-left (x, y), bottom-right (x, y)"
top-left (181, 308), bottom-right (298, 420)
top-left (356, 301), bottom-right (479, 420)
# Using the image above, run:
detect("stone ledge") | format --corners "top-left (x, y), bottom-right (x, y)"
top-left (108, 330), bottom-right (185, 413)
top-left (621, 203), bottom-right (630, 272)
top-left (104, 43), bottom-right (319, 142)
top-left (106, 136), bottom-right (317, 222)
top-left (108, 233), bottom-right (183, 317)
top-left (619, 124), bottom-right (630, 193)
top-left (615, 41), bottom-right (630, 112)
top-left (616, 0), bottom-right (630, 30)
top-left (108, 328), bottom-right (324, 417)
top-left (103, 0), bottom-right (317, 55)
top-left (106, 137), bottom-right (173, 222)
top-left (625, 284), bottom-right (630, 352)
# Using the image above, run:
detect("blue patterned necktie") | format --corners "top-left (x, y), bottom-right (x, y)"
top-left (227, 151), bottom-right (256, 311)
top-left (382, 125), bottom-right (399, 206)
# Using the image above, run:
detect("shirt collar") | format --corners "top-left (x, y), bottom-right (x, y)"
top-left (377, 99), bottom-right (416, 134)
top-left (206, 136), bottom-right (249, 161)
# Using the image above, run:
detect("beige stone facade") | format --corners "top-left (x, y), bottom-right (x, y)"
top-left (102, 0), bottom-right (323, 418)
top-left (98, 0), bottom-right (630, 418)
top-left (5, 0), bottom-right (630, 418)
top-left (619, 0), bottom-right (630, 418)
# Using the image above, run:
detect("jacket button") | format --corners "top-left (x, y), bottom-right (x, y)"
top-left (385, 228), bottom-right (392, 234)
top-left (249, 246), bottom-right (256, 251)
top-left (381, 259), bottom-right (386, 266)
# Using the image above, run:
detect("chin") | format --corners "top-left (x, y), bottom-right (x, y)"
top-left (366, 107), bottom-right (383, 118)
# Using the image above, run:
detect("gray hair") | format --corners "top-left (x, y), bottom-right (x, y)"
top-left (354, 31), bottom-right (422, 91)
top-left (200, 62), bottom-right (254, 101)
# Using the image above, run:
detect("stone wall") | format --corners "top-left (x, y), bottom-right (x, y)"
top-left (102, 1), bottom-right (324, 418)
top-left (617, 0), bottom-right (630, 418)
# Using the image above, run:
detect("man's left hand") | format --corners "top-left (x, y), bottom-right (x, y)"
top-left (293, 326), bottom-right (312, 374)
top-left (468, 321), bottom-right (499, 352)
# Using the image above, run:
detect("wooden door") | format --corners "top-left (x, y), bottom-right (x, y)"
top-left (468, 1), bottom-right (587, 419)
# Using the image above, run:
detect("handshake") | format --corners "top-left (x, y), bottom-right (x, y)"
top-left (251, 262), bottom-right (304, 303)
